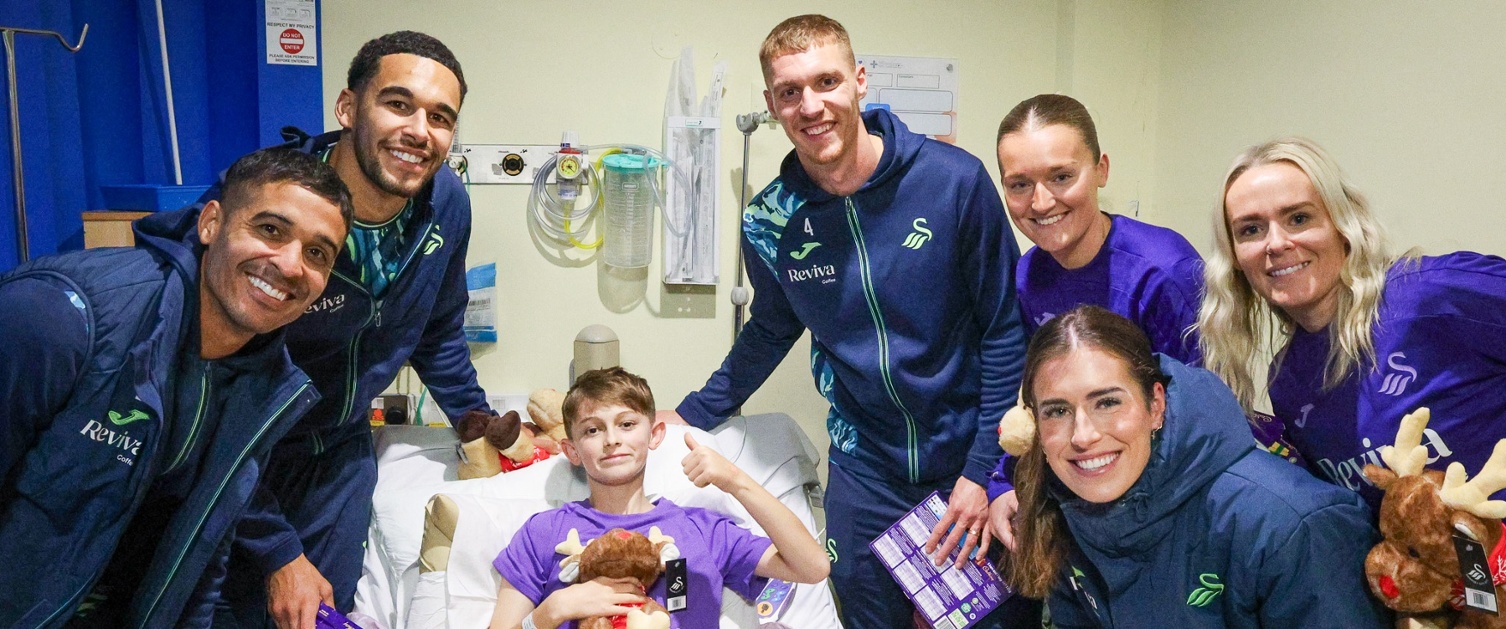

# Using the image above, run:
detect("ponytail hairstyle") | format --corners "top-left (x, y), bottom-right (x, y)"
top-left (996, 93), bottom-right (1101, 160)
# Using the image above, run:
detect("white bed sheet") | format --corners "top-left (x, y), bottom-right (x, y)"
top-left (354, 413), bottom-right (839, 629)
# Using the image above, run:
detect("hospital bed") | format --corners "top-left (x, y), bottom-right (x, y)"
top-left (352, 413), bottom-right (841, 628)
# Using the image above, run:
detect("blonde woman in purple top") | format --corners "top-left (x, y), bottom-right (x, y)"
top-left (1199, 137), bottom-right (1506, 511)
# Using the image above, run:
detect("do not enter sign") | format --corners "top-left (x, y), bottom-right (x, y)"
top-left (280, 28), bottom-right (304, 54)
top-left (266, 0), bottom-right (316, 66)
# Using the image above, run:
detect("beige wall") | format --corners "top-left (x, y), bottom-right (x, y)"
top-left (1153, 1), bottom-right (1506, 256)
top-left (1055, 0), bottom-right (1166, 225)
top-left (323, 1), bottom-right (1062, 477)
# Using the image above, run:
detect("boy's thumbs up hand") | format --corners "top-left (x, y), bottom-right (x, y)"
top-left (681, 432), bottom-right (747, 492)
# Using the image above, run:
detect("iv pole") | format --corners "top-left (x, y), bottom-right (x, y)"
top-left (2, 23), bottom-right (88, 264)
top-left (727, 110), bottom-right (773, 419)
top-left (731, 110), bottom-right (774, 341)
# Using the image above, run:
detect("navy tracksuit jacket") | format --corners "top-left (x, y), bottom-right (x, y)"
top-left (0, 211), bottom-right (317, 627)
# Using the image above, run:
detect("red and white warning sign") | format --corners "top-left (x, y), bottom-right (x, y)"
top-left (266, 0), bottom-right (316, 66)
top-left (279, 28), bottom-right (304, 55)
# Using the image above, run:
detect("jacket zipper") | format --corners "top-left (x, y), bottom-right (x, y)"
top-left (330, 219), bottom-right (433, 441)
top-left (328, 267), bottom-right (373, 456)
top-left (137, 383), bottom-right (313, 624)
top-left (843, 197), bottom-right (921, 483)
top-left (162, 364), bottom-right (210, 474)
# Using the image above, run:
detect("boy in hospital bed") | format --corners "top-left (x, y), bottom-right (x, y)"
top-left (487, 367), bottom-right (830, 629)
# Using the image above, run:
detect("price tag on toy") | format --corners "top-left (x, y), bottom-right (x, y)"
top-left (1452, 532), bottom-right (1499, 614)
top-left (665, 558), bottom-right (688, 612)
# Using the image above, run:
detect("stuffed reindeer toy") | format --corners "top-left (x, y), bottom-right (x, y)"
top-left (554, 527), bottom-right (680, 629)
top-left (455, 389), bottom-right (571, 480)
top-left (1363, 408), bottom-right (1506, 629)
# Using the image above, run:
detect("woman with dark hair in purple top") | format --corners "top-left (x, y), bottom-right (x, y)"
top-left (1200, 136), bottom-right (1506, 513)
top-left (987, 94), bottom-right (1206, 549)
top-left (995, 94), bottom-right (1204, 364)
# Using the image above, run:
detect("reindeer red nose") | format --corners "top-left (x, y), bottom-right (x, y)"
top-left (614, 531), bottom-right (632, 540)
top-left (1379, 575), bottom-right (1400, 599)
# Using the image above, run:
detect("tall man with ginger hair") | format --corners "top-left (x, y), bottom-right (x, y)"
top-left (660, 14), bottom-right (1039, 627)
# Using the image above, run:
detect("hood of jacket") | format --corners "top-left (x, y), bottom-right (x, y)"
top-left (776, 108), bottom-right (926, 202)
top-left (132, 201), bottom-right (205, 293)
top-left (1056, 354), bottom-right (1256, 558)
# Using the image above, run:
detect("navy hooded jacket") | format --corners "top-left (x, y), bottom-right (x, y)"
top-left (677, 109), bottom-right (1025, 487)
top-left (138, 129), bottom-right (489, 574)
top-left (0, 210), bottom-right (318, 627)
top-left (1047, 356), bottom-right (1388, 628)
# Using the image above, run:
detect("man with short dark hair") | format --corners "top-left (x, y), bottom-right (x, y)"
top-left (162, 30), bottom-right (490, 627)
top-left (0, 148), bottom-right (350, 628)
top-left (662, 14), bottom-right (1039, 628)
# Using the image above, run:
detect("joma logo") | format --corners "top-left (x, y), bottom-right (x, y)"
top-left (790, 242), bottom-right (822, 260)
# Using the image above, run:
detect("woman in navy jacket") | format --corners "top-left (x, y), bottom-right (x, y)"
top-left (1001, 305), bottom-right (1386, 627)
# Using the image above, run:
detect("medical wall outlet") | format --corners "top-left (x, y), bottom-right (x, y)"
top-left (452, 144), bottom-right (558, 184)
top-left (370, 394), bottom-right (416, 425)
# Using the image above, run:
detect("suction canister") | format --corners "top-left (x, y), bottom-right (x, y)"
top-left (600, 153), bottom-right (655, 268)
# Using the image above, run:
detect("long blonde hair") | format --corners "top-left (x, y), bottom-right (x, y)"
top-left (1198, 137), bottom-right (1403, 411)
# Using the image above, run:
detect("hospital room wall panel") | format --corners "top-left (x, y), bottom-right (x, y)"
top-left (1052, 0), bottom-right (1167, 229)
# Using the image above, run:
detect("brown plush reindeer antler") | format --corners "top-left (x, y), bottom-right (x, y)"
top-left (1379, 407), bottom-right (1432, 479)
top-left (1440, 440), bottom-right (1506, 521)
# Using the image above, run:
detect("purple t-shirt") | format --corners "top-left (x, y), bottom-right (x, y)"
top-left (493, 498), bottom-right (772, 629)
top-left (990, 214), bottom-right (1205, 501)
top-left (1017, 213), bottom-right (1204, 364)
top-left (1269, 252), bottom-right (1506, 511)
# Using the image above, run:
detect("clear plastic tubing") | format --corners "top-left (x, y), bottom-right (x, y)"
top-left (600, 153), bottom-right (654, 268)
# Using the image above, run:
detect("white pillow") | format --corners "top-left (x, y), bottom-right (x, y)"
top-left (440, 495), bottom-right (552, 628)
